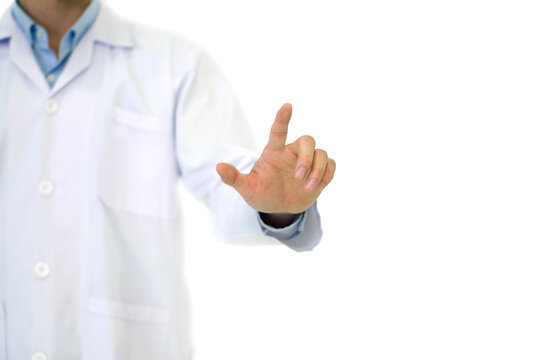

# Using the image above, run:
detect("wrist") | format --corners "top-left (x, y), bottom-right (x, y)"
top-left (259, 212), bottom-right (299, 228)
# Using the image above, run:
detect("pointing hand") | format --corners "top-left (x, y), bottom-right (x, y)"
top-left (216, 103), bottom-right (336, 214)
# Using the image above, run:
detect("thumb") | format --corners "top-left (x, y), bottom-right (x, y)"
top-left (216, 162), bottom-right (249, 195)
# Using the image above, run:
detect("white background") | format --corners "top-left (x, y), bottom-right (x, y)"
top-left (2, 0), bottom-right (540, 359)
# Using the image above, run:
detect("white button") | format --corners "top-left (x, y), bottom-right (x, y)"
top-left (32, 352), bottom-right (47, 360)
top-left (46, 74), bottom-right (55, 83)
top-left (38, 179), bottom-right (54, 196)
top-left (43, 99), bottom-right (59, 114)
top-left (34, 262), bottom-right (50, 278)
top-left (36, 30), bottom-right (42, 39)
top-left (34, 262), bottom-right (50, 279)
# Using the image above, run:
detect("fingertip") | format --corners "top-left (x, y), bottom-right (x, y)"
top-left (329, 158), bottom-right (337, 175)
top-left (216, 162), bottom-right (226, 176)
top-left (216, 162), bottom-right (237, 186)
top-left (285, 103), bottom-right (292, 116)
top-left (277, 103), bottom-right (293, 119)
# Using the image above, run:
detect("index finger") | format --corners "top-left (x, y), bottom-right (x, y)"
top-left (266, 103), bottom-right (292, 150)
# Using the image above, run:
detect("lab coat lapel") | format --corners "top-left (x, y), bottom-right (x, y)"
top-left (0, 7), bottom-right (50, 93)
top-left (49, 4), bottom-right (134, 96)
top-left (49, 26), bottom-right (94, 96)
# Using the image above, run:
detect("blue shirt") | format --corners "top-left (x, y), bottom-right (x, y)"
top-left (11, 0), bottom-right (100, 88)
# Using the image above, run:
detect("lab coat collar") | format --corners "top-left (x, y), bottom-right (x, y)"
top-left (0, 3), bottom-right (134, 47)
top-left (0, 5), bottom-right (16, 41)
top-left (0, 5), bottom-right (50, 92)
top-left (92, 3), bottom-right (135, 48)
top-left (0, 3), bottom-right (134, 95)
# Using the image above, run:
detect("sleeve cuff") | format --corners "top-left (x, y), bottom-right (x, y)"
top-left (257, 211), bottom-right (306, 241)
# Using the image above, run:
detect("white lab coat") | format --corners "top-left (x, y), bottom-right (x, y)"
top-left (0, 3), bottom-right (322, 360)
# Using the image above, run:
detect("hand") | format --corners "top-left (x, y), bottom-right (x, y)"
top-left (216, 103), bottom-right (336, 214)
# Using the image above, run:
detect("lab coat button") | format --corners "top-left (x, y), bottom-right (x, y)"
top-left (31, 352), bottom-right (47, 360)
top-left (31, 352), bottom-right (48, 360)
top-left (43, 99), bottom-right (59, 114)
top-left (38, 179), bottom-right (54, 196)
top-left (34, 262), bottom-right (51, 279)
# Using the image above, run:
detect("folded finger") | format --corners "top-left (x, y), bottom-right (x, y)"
top-left (292, 135), bottom-right (316, 180)
top-left (304, 149), bottom-right (328, 191)
top-left (317, 158), bottom-right (336, 191)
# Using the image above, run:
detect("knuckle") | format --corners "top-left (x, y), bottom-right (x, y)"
top-left (329, 158), bottom-right (336, 170)
top-left (300, 135), bottom-right (316, 147)
top-left (271, 128), bottom-right (287, 138)
top-left (315, 149), bottom-right (328, 159)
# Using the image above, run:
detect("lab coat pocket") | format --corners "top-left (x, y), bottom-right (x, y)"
top-left (0, 302), bottom-right (6, 360)
top-left (84, 296), bottom-right (171, 360)
top-left (99, 106), bottom-right (179, 219)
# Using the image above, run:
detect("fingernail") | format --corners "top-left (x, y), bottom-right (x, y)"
top-left (295, 167), bottom-right (306, 179)
top-left (306, 178), bottom-right (318, 191)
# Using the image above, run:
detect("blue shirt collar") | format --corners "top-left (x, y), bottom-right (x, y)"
top-left (11, 0), bottom-right (100, 55)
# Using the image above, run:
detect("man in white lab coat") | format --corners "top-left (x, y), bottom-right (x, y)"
top-left (0, 0), bottom-right (335, 359)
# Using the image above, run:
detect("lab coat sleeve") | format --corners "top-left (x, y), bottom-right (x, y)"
top-left (173, 48), bottom-right (322, 250)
